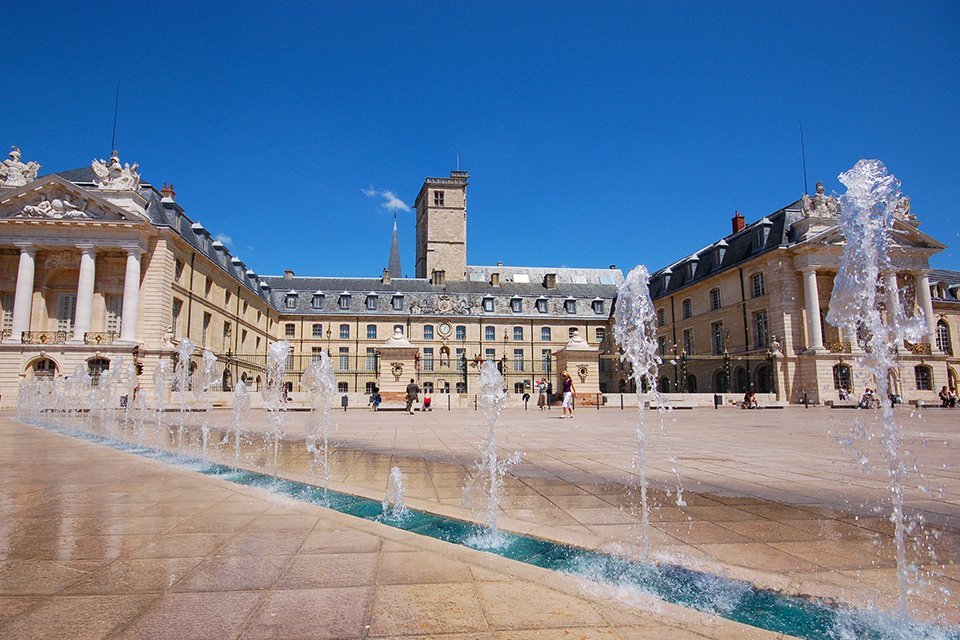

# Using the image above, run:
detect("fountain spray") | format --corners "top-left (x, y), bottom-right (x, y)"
top-left (153, 360), bottom-right (170, 447)
top-left (826, 159), bottom-right (928, 620)
top-left (174, 338), bottom-right (196, 450)
top-left (230, 380), bottom-right (250, 462)
top-left (302, 351), bottom-right (336, 499)
top-left (197, 349), bottom-right (218, 462)
top-left (474, 360), bottom-right (509, 541)
top-left (264, 340), bottom-right (291, 479)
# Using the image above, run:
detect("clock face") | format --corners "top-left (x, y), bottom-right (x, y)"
top-left (438, 322), bottom-right (452, 337)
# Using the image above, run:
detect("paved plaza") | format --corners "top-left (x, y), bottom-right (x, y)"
top-left (1, 405), bottom-right (958, 638)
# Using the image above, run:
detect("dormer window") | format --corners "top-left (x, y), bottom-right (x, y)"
top-left (284, 292), bottom-right (298, 309)
top-left (564, 298), bottom-right (577, 314)
top-left (366, 294), bottom-right (378, 310)
top-left (312, 293), bottom-right (324, 309)
top-left (338, 293), bottom-right (351, 309)
top-left (510, 297), bottom-right (522, 313)
top-left (536, 298), bottom-right (548, 313)
top-left (392, 294), bottom-right (404, 311)
top-left (482, 297), bottom-right (494, 312)
top-left (753, 230), bottom-right (764, 251)
top-left (591, 299), bottom-right (605, 314)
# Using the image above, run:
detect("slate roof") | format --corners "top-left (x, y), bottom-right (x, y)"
top-left (648, 200), bottom-right (800, 300)
top-left (930, 269), bottom-right (960, 303)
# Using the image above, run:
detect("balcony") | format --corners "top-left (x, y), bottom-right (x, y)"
top-left (828, 341), bottom-right (852, 354)
top-left (21, 331), bottom-right (68, 345)
top-left (905, 342), bottom-right (932, 355)
top-left (84, 332), bottom-right (119, 346)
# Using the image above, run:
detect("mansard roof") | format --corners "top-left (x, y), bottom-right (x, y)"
top-left (930, 268), bottom-right (960, 304)
top-left (649, 201), bottom-right (797, 299)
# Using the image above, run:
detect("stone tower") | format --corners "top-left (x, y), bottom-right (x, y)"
top-left (414, 170), bottom-right (468, 281)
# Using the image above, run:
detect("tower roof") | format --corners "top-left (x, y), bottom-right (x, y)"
top-left (387, 212), bottom-right (402, 277)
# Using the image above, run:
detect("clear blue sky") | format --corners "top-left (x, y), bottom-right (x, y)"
top-left (5, 2), bottom-right (958, 276)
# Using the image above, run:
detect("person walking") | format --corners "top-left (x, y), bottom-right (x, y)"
top-left (561, 371), bottom-right (576, 418)
top-left (536, 378), bottom-right (547, 411)
top-left (405, 378), bottom-right (420, 414)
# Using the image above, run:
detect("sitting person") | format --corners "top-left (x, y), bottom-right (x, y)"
top-left (369, 387), bottom-right (382, 411)
top-left (838, 387), bottom-right (850, 401)
top-left (741, 390), bottom-right (758, 409)
top-left (859, 388), bottom-right (879, 409)
top-left (940, 386), bottom-right (957, 408)
top-left (422, 391), bottom-right (432, 411)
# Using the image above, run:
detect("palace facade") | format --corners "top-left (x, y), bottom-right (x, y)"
top-left (1, 145), bottom-right (957, 408)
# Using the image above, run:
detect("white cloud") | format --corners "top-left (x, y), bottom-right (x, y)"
top-left (215, 232), bottom-right (234, 247)
top-left (363, 186), bottom-right (411, 212)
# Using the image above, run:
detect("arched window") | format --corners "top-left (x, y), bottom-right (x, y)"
top-left (88, 357), bottom-right (110, 387)
top-left (936, 320), bottom-right (952, 356)
top-left (713, 369), bottom-right (728, 393)
top-left (833, 364), bottom-right (851, 390)
top-left (32, 358), bottom-right (57, 379)
top-left (914, 365), bottom-right (933, 391)
top-left (685, 374), bottom-right (698, 393)
top-left (734, 366), bottom-right (748, 393)
top-left (255, 375), bottom-right (262, 391)
top-left (658, 376), bottom-right (671, 393)
top-left (755, 365), bottom-right (772, 393)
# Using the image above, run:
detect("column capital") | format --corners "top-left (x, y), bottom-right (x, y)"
top-left (13, 242), bottom-right (35, 256)
top-left (76, 243), bottom-right (98, 256)
top-left (121, 245), bottom-right (146, 256)
top-left (799, 265), bottom-right (821, 275)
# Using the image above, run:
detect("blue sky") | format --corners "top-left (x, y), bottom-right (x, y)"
top-left (4, 1), bottom-right (958, 276)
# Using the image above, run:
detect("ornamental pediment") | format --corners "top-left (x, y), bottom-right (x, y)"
top-left (0, 176), bottom-right (135, 223)
top-left (806, 219), bottom-right (946, 252)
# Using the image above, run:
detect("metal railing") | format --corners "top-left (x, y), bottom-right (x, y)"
top-left (21, 331), bottom-right (68, 345)
top-left (84, 331), bottom-right (119, 345)
top-left (828, 341), bottom-right (852, 354)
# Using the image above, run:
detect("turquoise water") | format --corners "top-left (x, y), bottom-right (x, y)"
top-left (35, 425), bottom-right (959, 640)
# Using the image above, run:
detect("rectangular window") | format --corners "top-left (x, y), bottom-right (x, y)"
top-left (753, 310), bottom-right (769, 349)
top-left (483, 297), bottom-right (494, 312)
top-left (682, 298), bottom-right (692, 319)
top-left (367, 324), bottom-right (377, 339)
top-left (657, 308), bottom-right (665, 327)
top-left (366, 347), bottom-right (377, 371)
top-left (202, 312), bottom-right (211, 347)
top-left (312, 347), bottom-right (323, 363)
top-left (456, 348), bottom-right (466, 370)
top-left (711, 321), bottom-right (725, 355)
top-left (592, 300), bottom-right (605, 314)
top-left (338, 382), bottom-right (348, 393)
top-left (540, 349), bottom-right (552, 373)
top-left (366, 295), bottom-right (377, 310)
top-left (225, 290), bottom-right (231, 308)
top-left (423, 347), bottom-right (434, 371)
top-left (105, 295), bottom-right (123, 334)
top-left (339, 324), bottom-right (350, 339)
top-left (915, 366), bottom-right (932, 391)
top-left (172, 298), bottom-right (183, 338)
top-left (455, 325), bottom-right (466, 340)
top-left (338, 347), bottom-right (350, 371)
top-left (595, 327), bottom-right (605, 342)
top-left (286, 352), bottom-right (295, 370)
top-left (338, 294), bottom-right (351, 309)
top-left (484, 348), bottom-right (496, 360)
top-left (536, 299), bottom-right (548, 313)
top-left (2, 293), bottom-right (15, 331)
top-left (513, 348), bottom-right (524, 371)
top-left (433, 190), bottom-right (444, 206)
top-left (423, 325), bottom-right (434, 340)
top-left (510, 298), bottom-right (522, 313)
top-left (174, 260), bottom-right (184, 282)
top-left (57, 294), bottom-right (77, 332)
top-left (710, 289), bottom-right (721, 311)
top-left (541, 327), bottom-right (551, 341)
top-left (513, 326), bottom-right (523, 341)
top-left (658, 335), bottom-right (666, 356)
top-left (683, 328), bottom-right (694, 355)
top-left (392, 296), bottom-right (404, 311)
top-left (752, 272), bottom-right (766, 298)
top-left (564, 299), bottom-right (577, 314)
top-left (312, 323), bottom-right (323, 338)
top-left (312, 294), bottom-right (324, 309)
top-left (484, 326), bottom-right (495, 341)
top-left (284, 323), bottom-right (295, 338)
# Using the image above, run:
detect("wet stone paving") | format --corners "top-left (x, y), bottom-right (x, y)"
top-left (1, 405), bottom-right (959, 639)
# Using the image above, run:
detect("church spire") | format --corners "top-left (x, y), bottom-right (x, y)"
top-left (387, 210), bottom-right (402, 278)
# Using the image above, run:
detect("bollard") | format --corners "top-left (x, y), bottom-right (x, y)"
top-left (448, 394), bottom-right (451, 411)
top-left (620, 394), bottom-right (624, 410)
top-left (713, 394), bottom-right (721, 410)
top-left (341, 394), bottom-right (348, 411)
top-left (803, 392), bottom-right (809, 408)
top-left (596, 394), bottom-right (600, 410)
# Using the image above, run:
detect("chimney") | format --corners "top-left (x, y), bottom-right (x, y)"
top-left (382, 268), bottom-right (392, 285)
top-left (609, 264), bottom-right (616, 270)
top-left (431, 269), bottom-right (446, 286)
top-left (732, 210), bottom-right (745, 234)
top-left (283, 269), bottom-right (295, 280)
top-left (497, 261), bottom-right (503, 266)
top-left (160, 183), bottom-right (176, 201)
top-left (544, 273), bottom-right (558, 290)
top-left (490, 272), bottom-right (500, 287)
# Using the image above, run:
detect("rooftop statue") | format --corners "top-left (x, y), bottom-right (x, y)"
top-left (801, 181), bottom-right (840, 218)
top-left (0, 146), bottom-right (41, 187)
top-left (893, 196), bottom-right (917, 222)
top-left (92, 150), bottom-right (140, 191)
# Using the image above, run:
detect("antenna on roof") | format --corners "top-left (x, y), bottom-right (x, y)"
top-left (799, 123), bottom-right (809, 195)
top-left (110, 81), bottom-right (121, 153)
top-left (456, 152), bottom-right (460, 171)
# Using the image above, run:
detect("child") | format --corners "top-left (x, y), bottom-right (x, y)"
top-left (369, 386), bottom-right (382, 411)
top-left (423, 391), bottom-right (432, 411)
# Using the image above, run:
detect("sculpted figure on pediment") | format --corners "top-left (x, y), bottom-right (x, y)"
top-left (893, 196), bottom-right (916, 221)
top-left (801, 181), bottom-right (840, 218)
top-left (92, 150), bottom-right (140, 191)
top-left (16, 197), bottom-right (102, 220)
top-left (0, 146), bottom-right (40, 187)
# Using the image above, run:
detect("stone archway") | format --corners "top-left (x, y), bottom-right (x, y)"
top-left (25, 356), bottom-right (59, 380)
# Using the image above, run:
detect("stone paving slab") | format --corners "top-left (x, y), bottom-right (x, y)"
top-left (0, 418), bottom-right (793, 640)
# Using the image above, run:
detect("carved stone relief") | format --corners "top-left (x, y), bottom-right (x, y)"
top-left (16, 197), bottom-right (101, 220)
top-left (92, 150), bottom-right (141, 191)
top-left (0, 146), bottom-right (40, 187)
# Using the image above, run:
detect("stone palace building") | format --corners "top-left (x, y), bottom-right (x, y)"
top-left (0, 145), bottom-right (958, 408)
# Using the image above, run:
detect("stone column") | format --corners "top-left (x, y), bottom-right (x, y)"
top-left (70, 245), bottom-right (97, 344)
top-left (884, 271), bottom-right (901, 349)
top-left (801, 267), bottom-right (825, 352)
top-left (915, 271), bottom-right (939, 351)
top-left (5, 245), bottom-right (36, 344)
top-left (118, 248), bottom-right (144, 343)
